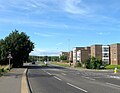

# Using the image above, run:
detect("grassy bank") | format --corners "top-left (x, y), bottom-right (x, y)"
top-left (105, 65), bottom-right (120, 69)
top-left (51, 62), bottom-right (71, 67)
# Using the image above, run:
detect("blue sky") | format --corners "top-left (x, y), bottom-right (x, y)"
top-left (0, 0), bottom-right (120, 56)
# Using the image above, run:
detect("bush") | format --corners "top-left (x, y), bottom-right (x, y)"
top-left (64, 60), bottom-right (69, 63)
top-left (85, 57), bottom-right (102, 69)
top-left (74, 62), bottom-right (82, 67)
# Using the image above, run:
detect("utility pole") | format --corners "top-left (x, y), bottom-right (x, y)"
top-left (68, 39), bottom-right (71, 66)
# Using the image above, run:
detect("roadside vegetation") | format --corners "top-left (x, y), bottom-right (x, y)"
top-left (105, 65), bottom-right (120, 69)
top-left (0, 30), bottom-right (34, 68)
top-left (84, 57), bottom-right (102, 69)
top-left (0, 65), bottom-right (9, 76)
top-left (51, 62), bottom-right (70, 67)
top-left (52, 56), bottom-right (105, 70)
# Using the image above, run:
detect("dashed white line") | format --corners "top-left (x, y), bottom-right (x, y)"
top-left (46, 72), bottom-right (52, 75)
top-left (43, 70), bottom-right (46, 72)
top-left (89, 78), bottom-right (95, 81)
top-left (54, 76), bottom-right (62, 81)
top-left (67, 83), bottom-right (88, 93)
top-left (61, 73), bottom-right (66, 75)
top-left (106, 82), bottom-right (120, 88)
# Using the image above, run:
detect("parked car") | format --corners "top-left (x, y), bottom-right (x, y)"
top-left (32, 62), bottom-right (35, 64)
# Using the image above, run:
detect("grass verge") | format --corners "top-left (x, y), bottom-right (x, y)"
top-left (105, 65), bottom-right (120, 69)
top-left (0, 65), bottom-right (9, 76)
top-left (51, 62), bottom-right (70, 67)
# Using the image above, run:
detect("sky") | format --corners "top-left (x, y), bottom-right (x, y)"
top-left (0, 0), bottom-right (120, 56)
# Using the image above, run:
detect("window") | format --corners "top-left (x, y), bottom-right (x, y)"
top-left (103, 47), bottom-right (109, 52)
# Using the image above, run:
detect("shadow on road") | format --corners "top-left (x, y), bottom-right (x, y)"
top-left (27, 65), bottom-right (66, 78)
top-left (27, 65), bottom-right (66, 70)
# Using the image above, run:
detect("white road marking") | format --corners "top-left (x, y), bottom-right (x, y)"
top-left (67, 83), bottom-right (88, 93)
top-left (106, 82), bottom-right (120, 88)
top-left (82, 76), bottom-right (95, 81)
top-left (46, 72), bottom-right (52, 75)
top-left (89, 78), bottom-right (95, 81)
top-left (42, 70), bottom-right (46, 72)
top-left (109, 76), bottom-right (120, 79)
top-left (61, 73), bottom-right (66, 75)
top-left (54, 76), bottom-right (62, 81)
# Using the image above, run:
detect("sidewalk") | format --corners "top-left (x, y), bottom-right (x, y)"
top-left (0, 68), bottom-right (25, 93)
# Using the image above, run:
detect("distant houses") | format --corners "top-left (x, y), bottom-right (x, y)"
top-left (59, 43), bottom-right (120, 66)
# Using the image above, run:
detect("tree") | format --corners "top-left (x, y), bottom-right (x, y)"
top-left (85, 57), bottom-right (102, 69)
top-left (60, 55), bottom-right (67, 61)
top-left (0, 30), bottom-right (34, 67)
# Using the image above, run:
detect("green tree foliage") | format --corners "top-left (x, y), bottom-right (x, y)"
top-left (0, 30), bottom-right (34, 67)
top-left (60, 55), bottom-right (67, 61)
top-left (85, 57), bottom-right (102, 69)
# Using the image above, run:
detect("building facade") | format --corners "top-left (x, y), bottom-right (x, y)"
top-left (69, 51), bottom-right (73, 62)
top-left (110, 43), bottom-right (120, 65)
top-left (59, 51), bottom-right (69, 60)
top-left (91, 45), bottom-right (110, 65)
top-left (59, 43), bottom-right (120, 65)
top-left (73, 47), bottom-right (84, 65)
top-left (91, 45), bottom-right (102, 59)
top-left (102, 45), bottom-right (110, 64)
top-left (77, 47), bottom-right (91, 63)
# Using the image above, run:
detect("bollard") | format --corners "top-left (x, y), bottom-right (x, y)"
top-left (114, 67), bottom-right (117, 74)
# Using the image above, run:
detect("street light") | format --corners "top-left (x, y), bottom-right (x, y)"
top-left (68, 39), bottom-right (71, 66)
top-left (7, 51), bottom-right (13, 71)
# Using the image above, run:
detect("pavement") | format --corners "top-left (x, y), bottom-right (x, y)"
top-left (0, 68), bottom-right (27, 93)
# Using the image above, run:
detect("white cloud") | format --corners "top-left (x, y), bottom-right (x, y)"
top-left (34, 32), bottom-right (56, 37)
top-left (97, 32), bottom-right (110, 35)
top-left (63, 0), bottom-right (87, 15)
top-left (30, 48), bottom-right (59, 56)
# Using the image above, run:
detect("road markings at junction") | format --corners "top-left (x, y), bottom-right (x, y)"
top-left (81, 76), bottom-right (95, 81)
top-left (106, 82), bottom-right (120, 88)
top-left (67, 83), bottom-right (88, 93)
top-left (61, 73), bottom-right (66, 76)
top-left (46, 72), bottom-right (52, 75)
top-left (54, 76), bottom-right (62, 81)
top-left (43, 70), bottom-right (46, 72)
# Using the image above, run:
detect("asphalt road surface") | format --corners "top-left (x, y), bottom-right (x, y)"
top-left (27, 64), bottom-right (120, 93)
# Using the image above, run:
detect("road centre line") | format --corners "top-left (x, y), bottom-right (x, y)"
top-left (67, 83), bottom-right (88, 93)
top-left (54, 76), bottom-right (62, 81)
top-left (106, 82), bottom-right (120, 88)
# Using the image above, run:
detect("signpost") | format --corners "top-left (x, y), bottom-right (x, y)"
top-left (7, 52), bottom-right (13, 71)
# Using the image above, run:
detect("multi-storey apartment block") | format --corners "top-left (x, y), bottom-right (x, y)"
top-left (77, 47), bottom-right (91, 63)
top-left (91, 45), bottom-right (102, 59)
top-left (91, 44), bottom-right (110, 65)
top-left (73, 47), bottom-right (84, 65)
top-left (69, 51), bottom-right (73, 62)
top-left (60, 43), bottom-right (120, 65)
top-left (110, 43), bottom-right (120, 65)
top-left (102, 45), bottom-right (110, 64)
top-left (59, 51), bottom-right (69, 60)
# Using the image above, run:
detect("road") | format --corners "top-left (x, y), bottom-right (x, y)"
top-left (27, 64), bottom-right (120, 93)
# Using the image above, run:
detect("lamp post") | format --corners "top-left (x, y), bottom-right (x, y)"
top-left (7, 52), bottom-right (13, 71)
top-left (68, 39), bottom-right (71, 66)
